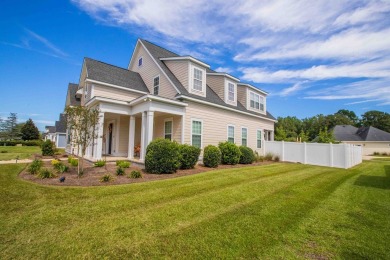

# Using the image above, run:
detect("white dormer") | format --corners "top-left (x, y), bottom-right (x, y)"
top-left (238, 83), bottom-right (267, 115)
top-left (207, 72), bottom-right (239, 106)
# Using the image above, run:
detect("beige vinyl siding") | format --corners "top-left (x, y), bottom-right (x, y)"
top-left (341, 141), bottom-right (390, 156)
top-left (129, 45), bottom-right (178, 99)
top-left (164, 60), bottom-right (189, 90)
top-left (184, 101), bottom-right (274, 154)
top-left (93, 84), bottom-right (141, 102)
top-left (79, 63), bottom-right (87, 106)
top-left (153, 114), bottom-right (182, 143)
top-left (237, 86), bottom-right (247, 107)
top-left (206, 75), bottom-right (225, 100)
top-left (118, 115), bottom-right (129, 154)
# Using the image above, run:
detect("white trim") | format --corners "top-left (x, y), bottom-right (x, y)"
top-left (175, 95), bottom-right (277, 122)
top-left (85, 96), bottom-right (129, 107)
top-left (160, 56), bottom-right (210, 68)
top-left (238, 83), bottom-right (268, 95)
top-left (138, 40), bottom-right (182, 94)
top-left (248, 90), bottom-right (266, 115)
top-left (90, 84), bottom-right (94, 99)
top-left (257, 129), bottom-right (262, 149)
top-left (164, 117), bottom-right (173, 140)
top-left (207, 72), bottom-right (240, 82)
top-left (241, 127), bottom-right (248, 146)
top-left (129, 94), bottom-right (188, 107)
top-left (191, 118), bottom-right (203, 149)
top-left (85, 79), bottom-right (148, 95)
top-left (224, 79), bottom-right (237, 106)
top-left (227, 124), bottom-right (235, 143)
top-left (189, 64), bottom-right (206, 97)
top-left (181, 114), bottom-right (185, 144)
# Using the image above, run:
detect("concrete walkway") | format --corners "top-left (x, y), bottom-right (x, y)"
top-left (0, 158), bottom-right (68, 165)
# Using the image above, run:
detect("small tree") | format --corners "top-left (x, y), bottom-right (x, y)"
top-left (65, 106), bottom-right (100, 177)
top-left (21, 119), bottom-right (40, 140)
top-left (318, 126), bottom-right (335, 143)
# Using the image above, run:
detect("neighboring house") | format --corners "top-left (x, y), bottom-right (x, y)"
top-left (53, 114), bottom-right (67, 149)
top-left (66, 39), bottom-right (276, 162)
top-left (333, 125), bottom-right (390, 155)
top-left (44, 126), bottom-right (56, 142)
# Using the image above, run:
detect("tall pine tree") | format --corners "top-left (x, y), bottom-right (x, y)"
top-left (21, 119), bottom-right (40, 140)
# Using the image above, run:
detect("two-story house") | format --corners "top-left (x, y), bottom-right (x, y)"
top-left (66, 39), bottom-right (276, 162)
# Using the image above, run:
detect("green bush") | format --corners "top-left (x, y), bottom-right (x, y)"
top-left (129, 170), bottom-right (142, 179)
top-left (116, 167), bottom-right (125, 176)
top-left (41, 140), bottom-right (55, 156)
top-left (56, 164), bottom-right (69, 173)
top-left (37, 168), bottom-right (57, 179)
top-left (100, 174), bottom-right (113, 182)
top-left (239, 146), bottom-right (255, 164)
top-left (179, 144), bottom-right (201, 169)
top-left (274, 155), bottom-right (280, 162)
top-left (254, 151), bottom-right (264, 162)
top-left (0, 140), bottom-right (42, 146)
top-left (203, 145), bottom-right (221, 168)
top-left (94, 160), bottom-right (106, 167)
top-left (145, 138), bottom-right (180, 174)
top-left (218, 141), bottom-right (241, 165)
top-left (116, 160), bottom-right (131, 168)
top-left (373, 152), bottom-right (380, 156)
top-left (28, 159), bottom-right (43, 174)
top-left (264, 153), bottom-right (274, 161)
top-left (69, 158), bottom-right (79, 167)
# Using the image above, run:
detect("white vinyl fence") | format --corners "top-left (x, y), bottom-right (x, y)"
top-left (264, 141), bottom-right (362, 169)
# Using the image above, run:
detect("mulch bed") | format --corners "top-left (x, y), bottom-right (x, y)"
top-left (19, 159), bottom-right (274, 187)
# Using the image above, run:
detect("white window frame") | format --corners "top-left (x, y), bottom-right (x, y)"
top-left (153, 75), bottom-right (160, 95)
top-left (138, 57), bottom-right (143, 67)
top-left (248, 90), bottom-right (266, 113)
top-left (257, 129), bottom-right (262, 149)
top-left (227, 124), bottom-right (235, 143)
top-left (84, 84), bottom-right (89, 99)
top-left (241, 127), bottom-right (248, 147)
top-left (225, 80), bottom-right (237, 105)
top-left (189, 63), bottom-right (206, 97)
top-left (193, 67), bottom-right (203, 91)
top-left (164, 118), bottom-right (173, 141)
top-left (191, 118), bottom-right (203, 149)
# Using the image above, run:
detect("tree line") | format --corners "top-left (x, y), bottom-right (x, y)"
top-left (0, 113), bottom-right (40, 141)
top-left (275, 110), bottom-right (390, 142)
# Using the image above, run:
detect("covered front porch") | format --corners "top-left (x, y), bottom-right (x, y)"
top-left (85, 95), bottom-right (187, 163)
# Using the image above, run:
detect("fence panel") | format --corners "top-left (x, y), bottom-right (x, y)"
top-left (264, 141), bottom-right (362, 169)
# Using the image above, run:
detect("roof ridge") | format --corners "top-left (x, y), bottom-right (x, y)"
top-left (84, 57), bottom-right (132, 72)
top-left (139, 39), bottom-right (180, 57)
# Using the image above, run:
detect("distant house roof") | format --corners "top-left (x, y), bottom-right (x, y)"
top-left (65, 83), bottom-right (81, 108)
top-left (45, 126), bottom-right (56, 133)
top-left (84, 58), bottom-right (149, 93)
top-left (139, 39), bottom-right (276, 121)
top-left (333, 125), bottom-right (390, 142)
top-left (55, 114), bottom-right (67, 133)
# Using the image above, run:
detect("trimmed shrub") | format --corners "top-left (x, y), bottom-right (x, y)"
top-left (69, 158), bottom-right (79, 167)
top-left (41, 140), bottom-right (55, 156)
top-left (274, 155), bottom-right (280, 162)
top-left (239, 146), bottom-right (255, 164)
top-left (179, 144), bottom-right (201, 169)
top-left (100, 174), bottom-right (113, 182)
top-left (129, 170), bottom-right (142, 179)
top-left (264, 153), bottom-right (274, 161)
top-left (28, 159), bottom-right (43, 174)
top-left (116, 167), bottom-right (125, 176)
top-left (218, 141), bottom-right (241, 165)
top-left (94, 160), bottom-right (106, 167)
top-left (145, 138), bottom-right (180, 174)
top-left (116, 160), bottom-right (131, 168)
top-left (203, 145), bottom-right (221, 168)
top-left (37, 168), bottom-right (57, 179)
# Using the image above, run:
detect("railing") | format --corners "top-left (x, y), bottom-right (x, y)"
top-left (264, 141), bottom-right (362, 169)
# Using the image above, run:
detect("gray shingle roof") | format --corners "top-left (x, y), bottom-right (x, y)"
top-left (84, 58), bottom-right (149, 93)
top-left (66, 83), bottom-right (81, 107)
top-left (55, 114), bottom-right (67, 133)
top-left (45, 126), bottom-right (56, 133)
top-left (333, 125), bottom-right (390, 141)
top-left (140, 39), bottom-right (276, 121)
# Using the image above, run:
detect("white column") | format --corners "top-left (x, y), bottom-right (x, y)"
top-left (146, 111), bottom-right (154, 147)
top-left (95, 112), bottom-right (105, 160)
top-left (181, 114), bottom-right (185, 144)
top-left (281, 141), bottom-right (285, 161)
top-left (128, 115), bottom-right (135, 159)
top-left (140, 112), bottom-right (146, 161)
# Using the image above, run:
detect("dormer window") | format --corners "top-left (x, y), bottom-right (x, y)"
top-left (138, 57), bottom-right (143, 67)
top-left (249, 91), bottom-right (265, 112)
top-left (193, 68), bottom-right (203, 91)
top-left (228, 83), bottom-right (235, 101)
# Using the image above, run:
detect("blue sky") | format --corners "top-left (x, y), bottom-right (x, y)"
top-left (1, 0), bottom-right (389, 130)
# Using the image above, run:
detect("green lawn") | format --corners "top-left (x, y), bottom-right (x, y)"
top-left (1, 161), bottom-right (389, 259)
top-left (0, 146), bottom-right (41, 161)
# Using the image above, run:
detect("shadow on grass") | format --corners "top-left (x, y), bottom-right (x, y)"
top-left (354, 165), bottom-right (390, 190)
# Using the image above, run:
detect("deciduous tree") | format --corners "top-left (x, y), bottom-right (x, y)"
top-left (21, 119), bottom-right (40, 140)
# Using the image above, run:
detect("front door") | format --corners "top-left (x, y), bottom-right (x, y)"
top-left (108, 123), bottom-right (113, 154)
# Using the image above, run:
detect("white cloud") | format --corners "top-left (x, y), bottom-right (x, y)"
top-left (214, 67), bottom-right (233, 74)
top-left (277, 81), bottom-right (309, 97)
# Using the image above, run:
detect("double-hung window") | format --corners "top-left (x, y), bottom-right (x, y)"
top-left (250, 92), bottom-right (260, 110)
top-left (164, 120), bottom-right (172, 140)
top-left (228, 82), bottom-right (235, 101)
top-left (260, 96), bottom-right (265, 111)
top-left (192, 120), bottom-right (202, 148)
top-left (242, 128), bottom-right (247, 146)
top-left (153, 76), bottom-right (159, 95)
top-left (257, 130), bottom-right (262, 148)
top-left (193, 68), bottom-right (203, 91)
top-left (228, 125), bottom-right (235, 143)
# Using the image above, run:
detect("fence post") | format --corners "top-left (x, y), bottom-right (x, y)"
top-left (303, 142), bottom-right (307, 164)
top-left (344, 143), bottom-right (349, 169)
top-left (329, 143), bottom-right (334, 167)
top-left (281, 141), bottom-right (285, 161)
